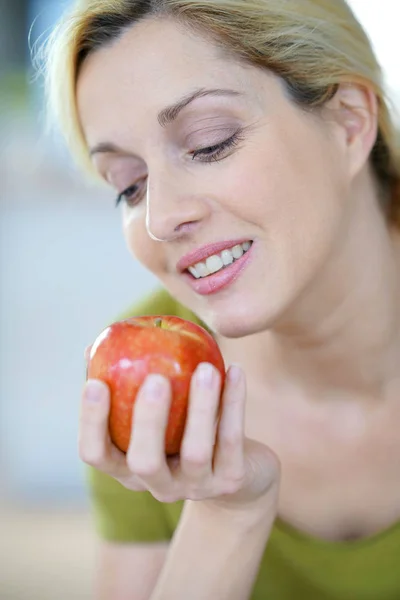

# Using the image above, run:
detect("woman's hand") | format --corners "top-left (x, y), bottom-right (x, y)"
top-left (79, 352), bottom-right (280, 510)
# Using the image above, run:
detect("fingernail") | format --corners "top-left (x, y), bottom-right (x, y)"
top-left (143, 374), bottom-right (166, 396)
top-left (228, 364), bottom-right (242, 384)
top-left (85, 379), bottom-right (103, 402)
top-left (196, 363), bottom-right (214, 387)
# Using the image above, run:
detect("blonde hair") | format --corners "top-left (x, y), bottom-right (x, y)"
top-left (42, 0), bottom-right (400, 225)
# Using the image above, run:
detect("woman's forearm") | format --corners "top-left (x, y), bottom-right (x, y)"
top-left (150, 493), bottom-right (277, 600)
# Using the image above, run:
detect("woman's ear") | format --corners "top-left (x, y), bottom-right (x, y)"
top-left (326, 83), bottom-right (379, 178)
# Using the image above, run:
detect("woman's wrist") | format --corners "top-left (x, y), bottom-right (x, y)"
top-left (150, 490), bottom-right (277, 600)
top-left (194, 480), bottom-right (280, 530)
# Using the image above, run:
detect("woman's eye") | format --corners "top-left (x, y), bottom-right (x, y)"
top-left (115, 178), bottom-right (147, 208)
top-left (191, 130), bottom-right (243, 163)
top-left (114, 132), bottom-right (243, 207)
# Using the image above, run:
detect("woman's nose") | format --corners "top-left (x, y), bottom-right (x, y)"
top-left (145, 175), bottom-right (210, 242)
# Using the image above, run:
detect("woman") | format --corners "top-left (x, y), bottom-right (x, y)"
top-left (44, 0), bottom-right (400, 598)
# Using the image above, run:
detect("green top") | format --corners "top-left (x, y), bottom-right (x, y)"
top-left (87, 287), bottom-right (400, 600)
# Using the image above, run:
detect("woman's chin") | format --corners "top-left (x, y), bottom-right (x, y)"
top-left (206, 307), bottom-right (280, 340)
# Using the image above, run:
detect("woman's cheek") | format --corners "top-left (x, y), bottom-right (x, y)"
top-left (123, 207), bottom-right (146, 258)
top-left (122, 207), bottom-right (166, 274)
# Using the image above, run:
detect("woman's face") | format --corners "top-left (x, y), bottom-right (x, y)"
top-left (77, 18), bottom-right (352, 338)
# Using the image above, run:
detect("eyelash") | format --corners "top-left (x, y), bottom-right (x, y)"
top-left (115, 129), bottom-right (244, 208)
top-left (190, 129), bottom-right (244, 163)
top-left (115, 180), bottom-right (146, 208)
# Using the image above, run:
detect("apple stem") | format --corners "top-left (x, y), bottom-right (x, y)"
top-left (155, 318), bottom-right (163, 328)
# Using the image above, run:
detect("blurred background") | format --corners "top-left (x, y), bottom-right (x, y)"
top-left (0, 1), bottom-right (399, 598)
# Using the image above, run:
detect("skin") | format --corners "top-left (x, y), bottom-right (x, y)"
top-left (78, 17), bottom-right (400, 543)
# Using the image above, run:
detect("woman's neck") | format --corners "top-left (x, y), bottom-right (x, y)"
top-left (218, 187), bottom-right (400, 400)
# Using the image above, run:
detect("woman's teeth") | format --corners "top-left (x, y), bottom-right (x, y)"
top-left (187, 241), bottom-right (252, 279)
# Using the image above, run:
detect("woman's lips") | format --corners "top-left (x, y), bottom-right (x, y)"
top-left (181, 242), bottom-right (254, 295)
top-left (176, 238), bottom-right (252, 273)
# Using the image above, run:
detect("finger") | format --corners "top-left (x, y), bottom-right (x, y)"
top-left (126, 375), bottom-right (173, 492)
top-left (79, 379), bottom-right (129, 479)
top-left (84, 344), bottom-right (92, 363)
top-left (179, 363), bottom-right (221, 481)
top-left (213, 365), bottom-right (246, 485)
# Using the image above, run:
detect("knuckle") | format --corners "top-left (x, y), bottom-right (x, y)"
top-left (127, 457), bottom-right (161, 478)
top-left (185, 490), bottom-right (202, 501)
top-left (219, 479), bottom-right (243, 496)
top-left (219, 430), bottom-right (242, 449)
top-left (181, 448), bottom-right (212, 467)
top-left (81, 403), bottom-right (108, 426)
top-left (79, 445), bottom-right (106, 468)
top-left (226, 388), bottom-right (242, 403)
top-left (185, 482), bottom-right (213, 501)
top-left (117, 476), bottom-right (147, 492)
top-left (151, 490), bottom-right (179, 504)
top-left (221, 470), bottom-right (246, 494)
top-left (191, 397), bottom-right (217, 415)
top-left (133, 411), bottom-right (166, 435)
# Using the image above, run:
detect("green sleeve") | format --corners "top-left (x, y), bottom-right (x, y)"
top-left (86, 286), bottom-right (199, 543)
top-left (86, 467), bottom-right (174, 542)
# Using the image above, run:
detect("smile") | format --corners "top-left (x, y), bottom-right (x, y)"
top-left (187, 241), bottom-right (252, 279)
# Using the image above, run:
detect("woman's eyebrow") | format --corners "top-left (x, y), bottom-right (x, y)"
top-left (89, 88), bottom-right (242, 157)
top-left (157, 87), bottom-right (242, 127)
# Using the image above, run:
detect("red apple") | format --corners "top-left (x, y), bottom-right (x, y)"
top-left (87, 315), bottom-right (225, 455)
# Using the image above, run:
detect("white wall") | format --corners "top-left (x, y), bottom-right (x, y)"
top-left (350, 0), bottom-right (400, 106)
